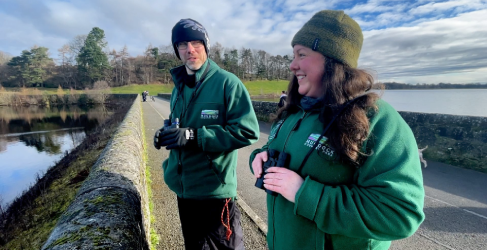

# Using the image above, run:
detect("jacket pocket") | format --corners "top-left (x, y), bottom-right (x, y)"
top-left (206, 154), bottom-right (226, 185)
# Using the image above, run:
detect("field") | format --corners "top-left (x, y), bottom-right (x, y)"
top-left (242, 80), bottom-right (289, 97)
top-left (2, 80), bottom-right (290, 97)
top-left (110, 84), bottom-right (174, 95)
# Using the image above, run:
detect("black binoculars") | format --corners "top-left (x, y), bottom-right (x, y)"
top-left (255, 149), bottom-right (289, 196)
top-left (154, 118), bottom-right (179, 149)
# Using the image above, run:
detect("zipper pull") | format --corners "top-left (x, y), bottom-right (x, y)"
top-left (292, 112), bottom-right (307, 131)
top-left (177, 161), bottom-right (182, 174)
top-left (292, 118), bottom-right (302, 131)
top-left (206, 155), bottom-right (212, 168)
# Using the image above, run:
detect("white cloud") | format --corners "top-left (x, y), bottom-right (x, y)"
top-left (0, 0), bottom-right (486, 83)
top-left (409, 0), bottom-right (487, 15)
top-left (359, 9), bottom-right (487, 83)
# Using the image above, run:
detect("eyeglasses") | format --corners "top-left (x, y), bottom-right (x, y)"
top-left (177, 40), bottom-right (204, 50)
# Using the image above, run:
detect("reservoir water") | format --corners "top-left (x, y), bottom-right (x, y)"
top-left (253, 89), bottom-right (487, 117)
top-left (0, 105), bottom-right (112, 208)
top-left (377, 89), bottom-right (487, 117)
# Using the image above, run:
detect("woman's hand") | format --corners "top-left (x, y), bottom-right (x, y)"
top-left (252, 151), bottom-right (268, 178)
top-left (264, 167), bottom-right (304, 203)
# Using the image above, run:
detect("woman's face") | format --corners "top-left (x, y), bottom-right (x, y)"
top-left (290, 44), bottom-right (325, 98)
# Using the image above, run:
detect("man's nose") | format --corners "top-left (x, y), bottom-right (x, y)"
top-left (186, 43), bottom-right (196, 53)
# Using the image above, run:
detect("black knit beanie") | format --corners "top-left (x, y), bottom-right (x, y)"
top-left (291, 10), bottom-right (363, 68)
top-left (171, 18), bottom-right (210, 59)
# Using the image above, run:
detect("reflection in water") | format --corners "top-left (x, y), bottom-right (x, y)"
top-left (0, 105), bottom-right (112, 208)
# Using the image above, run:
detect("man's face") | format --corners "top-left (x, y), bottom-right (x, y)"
top-left (177, 40), bottom-right (207, 74)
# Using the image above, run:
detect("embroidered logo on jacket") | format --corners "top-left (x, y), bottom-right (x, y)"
top-left (201, 110), bottom-right (219, 119)
top-left (305, 133), bottom-right (335, 157)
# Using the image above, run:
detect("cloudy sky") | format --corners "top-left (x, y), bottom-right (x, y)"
top-left (1, 0), bottom-right (486, 84)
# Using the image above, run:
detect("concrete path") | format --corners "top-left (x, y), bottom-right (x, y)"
top-left (146, 96), bottom-right (487, 250)
top-left (141, 98), bottom-right (267, 250)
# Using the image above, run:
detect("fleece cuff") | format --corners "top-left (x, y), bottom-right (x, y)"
top-left (294, 176), bottom-right (324, 221)
top-left (196, 128), bottom-right (204, 149)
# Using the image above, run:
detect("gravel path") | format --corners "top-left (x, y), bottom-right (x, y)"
top-left (142, 100), bottom-right (267, 250)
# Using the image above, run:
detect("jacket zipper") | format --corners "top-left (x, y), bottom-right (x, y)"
top-left (283, 110), bottom-right (307, 150)
top-left (178, 151), bottom-right (183, 197)
top-left (272, 110), bottom-right (306, 248)
top-left (272, 195), bottom-right (276, 248)
top-left (206, 155), bottom-right (226, 185)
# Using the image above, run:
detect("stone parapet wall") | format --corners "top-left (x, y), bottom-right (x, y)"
top-left (251, 100), bottom-right (487, 173)
top-left (158, 94), bottom-right (487, 172)
top-left (42, 95), bottom-right (149, 249)
top-left (399, 111), bottom-right (487, 173)
top-left (157, 93), bottom-right (171, 100)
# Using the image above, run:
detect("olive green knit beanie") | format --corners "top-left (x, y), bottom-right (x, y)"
top-left (291, 10), bottom-right (363, 68)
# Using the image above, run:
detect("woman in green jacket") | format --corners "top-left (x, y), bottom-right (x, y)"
top-left (250, 10), bottom-right (425, 250)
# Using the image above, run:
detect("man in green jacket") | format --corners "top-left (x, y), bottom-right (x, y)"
top-left (154, 18), bottom-right (259, 250)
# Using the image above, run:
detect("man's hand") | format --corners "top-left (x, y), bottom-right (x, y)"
top-left (153, 128), bottom-right (164, 150)
top-left (158, 127), bottom-right (197, 150)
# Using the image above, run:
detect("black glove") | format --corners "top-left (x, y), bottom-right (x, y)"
top-left (158, 127), bottom-right (197, 150)
top-left (153, 128), bottom-right (164, 150)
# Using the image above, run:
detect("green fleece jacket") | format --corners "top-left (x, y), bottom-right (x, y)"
top-left (249, 100), bottom-right (425, 250)
top-left (163, 59), bottom-right (259, 199)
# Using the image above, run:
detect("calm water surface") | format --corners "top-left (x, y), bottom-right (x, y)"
top-left (253, 89), bottom-right (487, 117)
top-left (0, 105), bottom-right (111, 208)
top-left (377, 89), bottom-right (487, 117)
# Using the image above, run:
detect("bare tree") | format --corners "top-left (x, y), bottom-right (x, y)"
top-left (0, 195), bottom-right (5, 216)
top-left (88, 80), bottom-right (110, 103)
top-left (107, 48), bottom-right (118, 86)
top-left (0, 51), bottom-right (12, 65)
top-left (58, 44), bottom-right (76, 88)
top-left (158, 44), bottom-right (179, 84)
top-left (209, 42), bottom-right (224, 66)
top-left (119, 45), bottom-right (129, 85)
top-left (69, 35), bottom-right (87, 57)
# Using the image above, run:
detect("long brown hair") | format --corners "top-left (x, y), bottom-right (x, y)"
top-left (274, 56), bottom-right (380, 165)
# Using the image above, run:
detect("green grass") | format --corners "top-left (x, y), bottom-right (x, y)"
top-left (3, 87), bottom-right (83, 95)
top-left (2, 84), bottom-right (173, 95)
top-left (2, 80), bottom-right (290, 97)
top-left (110, 84), bottom-right (173, 95)
top-left (243, 80), bottom-right (289, 96)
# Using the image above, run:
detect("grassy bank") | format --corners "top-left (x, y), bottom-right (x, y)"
top-left (109, 80), bottom-right (290, 96)
top-left (243, 80), bottom-right (289, 97)
top-left (110, 84), bottom-right (174, 95)
top-left (0, 102), bottom-right (132, 249)
top-left (2, 80), bottom-right (290, 97)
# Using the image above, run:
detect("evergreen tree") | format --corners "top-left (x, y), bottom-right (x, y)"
top-left (77, 27), bottom-right (110, 87)
top-left (7, 46), bottom-right (54, 87)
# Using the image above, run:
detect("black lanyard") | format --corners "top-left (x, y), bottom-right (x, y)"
top-left (169, 62), bottom-right (211, 121)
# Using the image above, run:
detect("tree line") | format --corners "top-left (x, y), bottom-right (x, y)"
top-left (0, 27), bottom-right (293, 89)
top-left (375, 82), bottom-right (487, 89)
top-left (1, 27), bottom-right (485, 90)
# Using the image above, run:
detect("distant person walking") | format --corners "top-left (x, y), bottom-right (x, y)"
top-left (153, 18), bottom-right (259, 250)
top-left (142, 90), bottom-right (148, 102)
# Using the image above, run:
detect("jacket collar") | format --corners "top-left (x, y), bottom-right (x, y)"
top-left (170, 59), bottom-right (213, 88)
